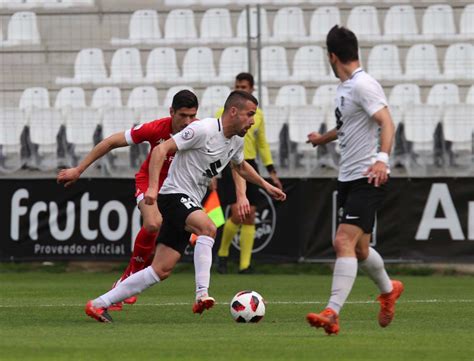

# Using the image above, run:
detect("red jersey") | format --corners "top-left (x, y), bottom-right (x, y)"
top-left (124, 117), bottom-right (175, 190)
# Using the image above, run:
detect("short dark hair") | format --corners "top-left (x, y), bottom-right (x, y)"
top-left (235, 72), bottom-right (255, 88)
top-left (326, 25), bottom-right (359, 63)
top-left (171, 90), bottom-right (198, 111)
top-left (224, 90), bottom-right (258, 111)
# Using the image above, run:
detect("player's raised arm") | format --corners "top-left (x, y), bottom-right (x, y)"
top-left (145, 138), bottom-right (178, 205)
top-left (231, 160), bottom-right (286, 201)
top-left (56, 132), bottom-right (128, 187)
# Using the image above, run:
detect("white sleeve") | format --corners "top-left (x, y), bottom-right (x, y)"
top-left (124, 129), bottom-right (134, 145)
top-left (355, 77), bottom-right (388, 117)
top-left (231, 139), bottom-right (244, 165)
top-left (172, 121), bottom-right (207, 151)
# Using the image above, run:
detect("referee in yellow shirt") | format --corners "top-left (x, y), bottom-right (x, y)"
top-left (216, 72), bottom-right (283, 274)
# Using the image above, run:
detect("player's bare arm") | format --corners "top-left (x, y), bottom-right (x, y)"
top-left (231, 161), bottom-right (286, 201)
top-left (145, 138), bottom-right (178, 205)
top-left (231, 166), bottom-right (250, 221)
top-left (364, 107), bottom-right (395, 187)
top-left (306, 128), bottom-right (338, 147)
top-left (56, 132), bottom-right (128, 187)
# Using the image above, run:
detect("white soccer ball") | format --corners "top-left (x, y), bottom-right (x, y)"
top-left (230, 290), bottom-right (266, 323)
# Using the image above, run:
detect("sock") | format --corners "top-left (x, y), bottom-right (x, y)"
top-left (327, 257), bottom-right (358, 314)
top-left (92, 266), bottom-right (160, 308)
top-left (359, 247), bottom-right (393, 294)
top-left (120, 227), bottom-right (157, 281)
top-left (194, 235), bottom-right (214, 299)
top-left (217, 219), bottom-right (240, 257)
top-left (239, 224), bottom-right (256, 270)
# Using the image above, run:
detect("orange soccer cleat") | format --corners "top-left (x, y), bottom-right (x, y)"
top-left (377, 280), bottom-right (404, 328)
top-left (306, 308), bottom-right (340, 335)
top-left (85, 300), bottom-right (113, 323)
top-left (192, 296), bottom-right (215, 314)
top-left (108, 302), bottom-right (123, 312)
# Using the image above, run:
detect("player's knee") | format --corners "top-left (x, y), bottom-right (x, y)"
top-left (200, 222), bottom-right (217, 238)
top-left (355, 247), bottom-right (369, 261)
top-left (144, 220), bottom-right (161, 234)
top-left (153, 265), bottom-right (172, 280)
top-left (333, 233), bottom-right (352, 254)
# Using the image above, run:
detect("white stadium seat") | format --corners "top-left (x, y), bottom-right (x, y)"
top-left (56, 48), bottom-right (108, 85)
top-left (271, 7), bottom-right (307, 43)
top-left (443, 43), bottom-right (474, 80)
top-left (29, 108), bottom-right (63, 150)
top-left (65, 108), bottom-right (101, 153)
top-left (111, 9), bottom-right (161, 46)
top-left (346, 6), bottom-right (381, 41)
top-left (275, 85), bottom-right (307, 106)
top-left (389, 84), bottom-right (421, 109)
top-left (145, 47), bottom-right (180, 84)
top-left (181, 47), bottom-right (217, 83)
top-left (426, 84), bottom-right (460, 106)
top-left (127, 87), bottom-right (159, 109)
top-left (459, 4), bottom-right (474, 40)
top-left (109, 47), bottom-right (143, 84)
top-left (466, 85), bottom-right (474, 104)
top-left (312, 84), bottom-right (337, 111)
top-left (19, 87), bottom-right (50, 109)
top-left (367, 44), bottom-right (403, 81)
top-left (163, 86), bottom-right (195, 107)
top-left (101, 107), bottom-right (136, 138)
top-left (443, 105), bottom-right (474, 153)
top-left (200, 8), bottom-right (233, 44)
top-left (291, 46), bottom-right (330, 82)
top-left (263, 105), bottom-right (287, 145)
top-left (0, 108), bottom-right (26, 156)
top-left (309, 7), bottom-right (340, 41)
top-left (164, 9), bottom-right (197, 43)
top-left (137, 107), bottom-right (170, 124)
top-left (403, 105), bottom-right (441, 152)
top-left (261, 46), bottom-right (289, 82)
top-left (201, 85), bottom-right (231, 108)
top-left (217, 46), bottom-right (248, 82)
top-left (91, 87), bottom-right (122, 109)
top-left (383, 5), bottom-right (418, 41)
top-left (404, 44), bottom-right (441, 81)
top-left (421, 4), bottom-right (456, 41)
top-left (54, 87), bottom-right (86, 109)
top-left (236, 7), bottom-right (269, 41)
top-left (1, 11), bottom-right (40, 46)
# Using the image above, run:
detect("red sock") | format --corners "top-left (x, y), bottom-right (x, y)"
top-left (119, 227), bottom-right (157, 281)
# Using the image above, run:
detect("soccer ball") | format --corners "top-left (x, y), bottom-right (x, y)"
top-left (230, 290), bottom-right (266, 323)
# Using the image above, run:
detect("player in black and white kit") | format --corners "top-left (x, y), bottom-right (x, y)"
top-left (85, 90), bottom-right (286, 323)
top-left (305, 26), bottom-right (404, 335)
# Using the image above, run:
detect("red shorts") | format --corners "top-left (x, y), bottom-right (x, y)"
top-left (134, 174), bottom-right (148, 204)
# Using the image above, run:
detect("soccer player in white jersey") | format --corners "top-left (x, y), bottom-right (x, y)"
top-left (305, 25), bottom-right (404, 335)
top-left (84, 90), bottom-right (286, 323)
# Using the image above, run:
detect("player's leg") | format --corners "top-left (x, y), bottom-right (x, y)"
top-left (239, 206), bottom-right (256, 273)
top-left (217, 204), bottom-right (241, 273)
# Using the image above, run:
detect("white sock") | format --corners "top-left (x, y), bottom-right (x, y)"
top-left (359, 247), bottom-right (393, 294)
top-left (327, 257), bottom-right (358, 314)
top-left (92, 266), bottom-right (160, 308)
top-left (194, 235), bottom-right (214, 300)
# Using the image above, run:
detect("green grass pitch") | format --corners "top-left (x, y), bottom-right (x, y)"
top-left (1, 268), bottom-right (473, 360)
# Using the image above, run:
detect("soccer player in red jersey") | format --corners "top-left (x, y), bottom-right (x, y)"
top-left (57, 90), bottom-right (198, 309)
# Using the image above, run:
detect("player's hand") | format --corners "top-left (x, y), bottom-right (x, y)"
top-left (144, 187), bottom-right (158, 205)
top-left (269, 172), bottom-right (283, 190)
top-left (264, 182), bottom-right (286, 201)
top-left (235, 196), bottom-right (250, 222)
top-left (209, 177), bottom-right (218, 191)
top-left (306, 132), bottom-right (323, 147)
top-left (364, 162), bottom-right (388, 187)
top-left (56, 167), bottom-right (81, 188)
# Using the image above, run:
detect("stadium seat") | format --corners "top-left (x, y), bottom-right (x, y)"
top-left (466, 85), bottom-right (474, 104)
top-left (262, 105), bottom-right (288, 165)
top-left (253, 86), bottom-right (269, 107)
top-left (236, 7), bottom-right (269, 41)
top-left (19, 87), bottom-right (50, 109)
top-left (421, 4), bottom-right (456, 41)
top-left (164, 9), bottom-right (197, 44)
top-left (346, 6), bottom-right (381, 42)
top-left (291, 45), bottom-right (330, 82)
top-left (426, 84), bottom-right (460, 106)
top-left (459, 4), bottom-right (474, 41)
top-left (367, 44), bottom-right (403, 81)
top-left (111, 9), bottom-right (161, 46)
top-left (101, 107), bottom-right (136, 139)
top-left (109, 48), bottom-right (143, 84)
top-left (91, 87), bottom-right (122, 109)
top-left (29, 108), bottom-right (64, 158)
top-left (200, 8), bottom-right (233, 44)
top-left (404, 44), bottom-right (442, 81)
top-left (181, 47), bottom-right (217, 83)
top-left (201, 85), bottom-right (231, 108)
top-left (389, 84), bottom-right (421, 109)
top-left (163, 86), bottom-right (195, 107)
top-left (54, 87), bottom-right (87, 112)
top-left (0, 108), bottom-right (26, 171)
top-left (383, 5), bottom-right (418, 41)
top-left (127, 87), bottom-right (159, 109)
top-left (389, 104), bottom-right (403, 130)
top-left (309, 7), bottom-right (340, 41)
top-left (217, 46), bottom-right (248, 82)
top-left (1, 11), bottom-right (40, 46)
top-left (443, 43), bottom-right (474, 80)
top-left (271, 7), bottom-right (307, 43)
top-left (442, 104), bottom-right (474, 155)
top-left (145, 47), bottom-right (180, 84)
top-left (65, 107), bottom-right (101, 154)
top-left (56, 48), bottom-right (108, 85)
top-left (403, 105), bottom-right (441, 153)
top-left (261, 46), bottom-right (289, 82)
top-left (312, 84), bottom-right (337, 111)
top-left (137, 107), bottom-right (171, 124)
top-left (275, 85), bottom-right (307, 106)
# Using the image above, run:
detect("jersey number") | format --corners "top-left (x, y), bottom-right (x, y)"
top-left (180, 197), bottom-right (198, 210)
top-left (335, 107), bottom-right (343, 130)
top-left (204, 160), bottom-right (222, 178)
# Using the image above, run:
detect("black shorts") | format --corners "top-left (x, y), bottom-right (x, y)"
top-left (156, 193), bottom-right (202, 255)
top-left (218, 159), bottom-right (261, 206)
top-left (337, 177), bottom-right (388, 234)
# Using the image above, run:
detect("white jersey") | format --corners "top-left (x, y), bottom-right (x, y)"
top-left (334, 67), bottom-right (388, 182)
top-left (159, 117), bottom-right (244, 205)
